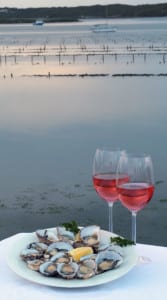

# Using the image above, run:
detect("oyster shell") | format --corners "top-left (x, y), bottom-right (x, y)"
top-left (96, 250), bottom-right (123, 273)
top-left (80, 225), bottom-right (100, 247)
top-left (57, 262), bottom-right (78, 279)
top-left (57, 227), bottom-right (75, 243)
top-left (50, 252), bottom-right (72, 264)
top-left (39, 261), bottom-right (57, 277)
top-left (77, 258), bottom-right (97, 279)
top-left (107, 244), bottom-right (124, 257)
top-left (36, 228), bottom-right (59, 244)
top-left (27, 259), bottom-right (44, 271)
top-left (46, 241), bottom-right (73, 257)
top-left (27, 242), bottom-right (48, 252)
top-left (20, 248), bottom-right (42, 261)
top-left (98, 243), bottom-right (124, 257)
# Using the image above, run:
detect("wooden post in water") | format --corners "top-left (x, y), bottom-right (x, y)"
top-left (132, 54), bottom-right (134, 63)
top-left (58, 53), bottom-right (61, 65)
top-left (163, 54), bottom-right (165, 64)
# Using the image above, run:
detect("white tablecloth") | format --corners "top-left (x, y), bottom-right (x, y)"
top-left (1, 233), bottom-right (167, 300)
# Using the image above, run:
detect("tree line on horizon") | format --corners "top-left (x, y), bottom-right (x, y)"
top-left (0, 3), bottom-right (167, 23)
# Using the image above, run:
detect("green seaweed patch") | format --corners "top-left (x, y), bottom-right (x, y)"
top-left (0, 203), bottom-right (7, 208)
top-left (74, 184), bottom-right (80, 188)
top-left (35, 208), bottom-right (45, 214)
top-left (0, 199), bottom-right (7, 208)
top-left (47, 206), bottom-right (66, 214)
top-left (146, 206), bottom-right (158, 211)
top-left (155, 180), bottom-right (164, 185)
top-left (21, 202), bottom-right (30, 209)
top-left (159, 198), bottom-right (167, 202)
top-left (77, 207), bottom-right (85, 212)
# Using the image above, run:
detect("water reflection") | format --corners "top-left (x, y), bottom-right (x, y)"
top-left (0, 19), bottom-right (167, 244)
top-left (0, 77), bottom-right (166, 131)
top-left (0, 76), bottom-right (166, 192)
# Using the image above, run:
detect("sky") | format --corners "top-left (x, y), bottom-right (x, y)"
top-left (0, 0), bottom-right (166, 8)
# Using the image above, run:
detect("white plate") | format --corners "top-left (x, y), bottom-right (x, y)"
top-left (7, 229), bottom-right (138, 288)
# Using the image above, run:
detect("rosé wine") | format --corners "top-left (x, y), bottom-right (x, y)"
top-left (117, 182), bottom-right (154, 212)
top-left (93, 173), bottom-right (129, 203)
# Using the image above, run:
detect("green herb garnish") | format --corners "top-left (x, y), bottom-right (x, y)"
top-left (110, 236), bottom-right (135, 247)
top-left (62, 220), bottom-right (80, 234)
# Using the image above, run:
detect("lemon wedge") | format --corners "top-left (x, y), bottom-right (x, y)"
top-left (69, 247), bottom-right (93, 262)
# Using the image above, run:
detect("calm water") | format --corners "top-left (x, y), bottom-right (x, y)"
top-left (0, 18), bottom-right (167, 245)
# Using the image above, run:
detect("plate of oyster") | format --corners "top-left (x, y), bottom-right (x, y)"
top-left (7, 225), bottom-right (138, 288)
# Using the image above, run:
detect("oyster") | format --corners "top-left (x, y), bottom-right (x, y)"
top-left (57, 262), bottom-right (78, 279)
top-left (77, 258), bottom-right (97, 279)
top-left (107, 244), bottom-right (124, 257)
top-left (73, 241), bottom-right (86, 248)
top-left (36, 228), bottom-right (59, 244)
top-left (97, 243), bottom-right (110, 252)
top-left (27, 259), bottom-right (44, 271)
top-left (57, 227), bottom-right (75, 243)
top-left (98, 243), bottom-right (124, 257)
top-left (51, 252), bottom-right (72, 264)
top-left (46, 241), bottom-right (73, 257)
top-left (96, 250), bottom-right (123, 273)
top-left (27, 242), bottom-right (48, 252)
top-left (80, 225), bottom-right (100, 247)
top-left (20, 248), bottom-right (42, 261)
top-left (39, 261), bottom-right (57, 277)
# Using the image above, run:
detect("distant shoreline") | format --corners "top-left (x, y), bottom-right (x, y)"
top-left (1, 3), bottom-right (167, 24)
top-left (23, 73), bottom-right (167, 78)
top-left (1, 16), bottom-right (167, 25)
top-left (1, 73), bottom-right (167, 80)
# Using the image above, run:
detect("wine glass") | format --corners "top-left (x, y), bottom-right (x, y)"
top-left (116, 153), bottom-right (154, 244)
top-left (92, 148), bottom-right (127, 232)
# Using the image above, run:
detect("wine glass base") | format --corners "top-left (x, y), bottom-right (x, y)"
top-left (137, 255), bottom-right (151, 265)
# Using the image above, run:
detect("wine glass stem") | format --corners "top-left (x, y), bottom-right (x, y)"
top-left (132, 211), bottom-right (137, 244)
top-left (108, 202), bottom-right (114, 232)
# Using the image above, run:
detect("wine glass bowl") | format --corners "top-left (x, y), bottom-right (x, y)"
top-left (116, 153), bottom-right (154, 243)
top-left (92, 148), bottom-right (126, 232)
top-left (117, 182), bottom-right (154, 213)
top-left (93, 173), bottom-right (119, 203)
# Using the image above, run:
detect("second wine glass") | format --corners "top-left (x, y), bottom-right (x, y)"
top-left (116, 153), bottom-right (155, 244)
top-left (92, 148), bottom-right (127, 232)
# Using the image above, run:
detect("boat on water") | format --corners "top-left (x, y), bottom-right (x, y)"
top-left (92, 24), bottom-right (116, 33)
top-left (33, 20), bottom-right (44, 26)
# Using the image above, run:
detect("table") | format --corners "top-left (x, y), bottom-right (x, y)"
top-left (1, 233), bottom-right (167, 300)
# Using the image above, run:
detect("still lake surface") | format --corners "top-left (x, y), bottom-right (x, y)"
top-left (0, 17), bottom-right (167, 245)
